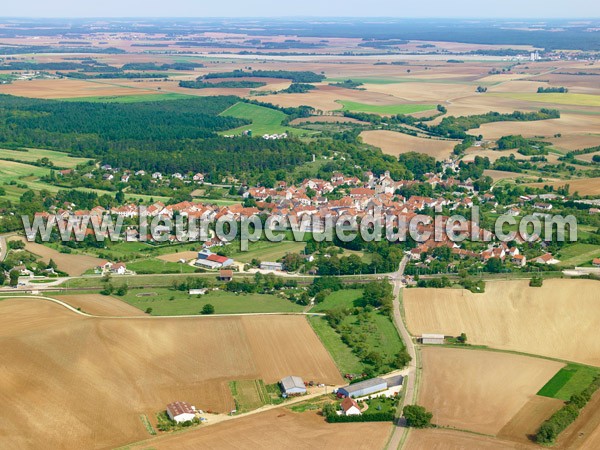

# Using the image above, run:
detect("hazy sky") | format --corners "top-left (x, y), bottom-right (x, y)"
top-left (1, 0), bottom-right (598, 19)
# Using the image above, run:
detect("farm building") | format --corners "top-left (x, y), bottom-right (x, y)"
top-left (593, 258), bottom-right (600, 268)
top-left (195, 250), bottom-right (234, 269)
top-left (421, 334), bottom-right (445, 345)
top-left (260, 261), bottom-right (284, 271)
top-left (219, 269), bottom-right (233, 281)
top-left (166, 401), bottom-right (196, 423)
top-left (337, 378), bottom-right (387, 398)
top-left (341, 397), bottom-right (362, 416)
top-left (280, 375), bottom-right (307, 396)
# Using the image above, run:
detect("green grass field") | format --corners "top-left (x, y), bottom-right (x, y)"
top-left (60, 93), bottom-right (192, 103)
top-left (489, 92), bottom-right (600, 107)
top-left (230, 240), bottom-right (306, 264)
top-left (308, 315), bottom-right (365, 374)
top-left (312, 289), bottom-right (364, 312)
top-left (0, 148), bottom-right (93, 168)
top-left (120, 288), bottom-right (304, 315)
top-left (336, 100), bottom-right (435, 115)
top-left (557, 243), bottom-right (600, 266)
top-left (220, 102), bottom-right (289, 136)
top-left (537, 364), bottom-right (600, 401)
top-left (125, 258), bottom-right (198, 275)
top-left (229, 380), bottom-right (270, 413)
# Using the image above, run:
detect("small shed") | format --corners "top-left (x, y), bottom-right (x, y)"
top-left (421, 333), bottom-right (445, 345)
top-left (280, 375), bottom-right (307, 396)
top-left (260, 261), bottom-right (284, 271)
top-left (219, 269), bottom-right (233, 281)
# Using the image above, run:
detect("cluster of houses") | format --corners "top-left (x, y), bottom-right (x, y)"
top-left (34, 169), bottom-right (568, 268)
top-left (71, 164), bottom-right (209, 185)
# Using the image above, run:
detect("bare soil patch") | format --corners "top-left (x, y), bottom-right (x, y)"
top-left (10, 237), bottom-right (104, 276)
top-left (53, 294), bottom-right (146, 316)
top-left (157, 251), bottom-right (199, 262)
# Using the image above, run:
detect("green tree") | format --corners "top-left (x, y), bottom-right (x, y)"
top-left (201, 303), bottom-right (215, 315)
top-left (485, 257), bottom-right (503, 273)
top-left (145, 307), bottom-right (153, 314)
top-left (322, 402), bottom-right (337, 417)
top-left (115, 284), bottom-right (128, 296)
top-left (115, 190), bottom-right (125, 204)
top-left (457, 332), bottom-right (467, 344)
top-left (9, 269), bottom-right (20, 287)
top-left (403, 405), bottom-right (433, 428)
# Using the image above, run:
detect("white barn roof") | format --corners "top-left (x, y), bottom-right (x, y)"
top-left (280, 375), bottom-right (306, 392)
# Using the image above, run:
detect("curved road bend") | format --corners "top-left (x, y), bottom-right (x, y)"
top-left (387, 256), bottom-right (419, 450)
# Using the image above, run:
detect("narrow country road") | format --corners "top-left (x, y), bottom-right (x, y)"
top-left (387, 256), bottom-right (419, 450)
top-left (0, 233), bottom-right (10, 262)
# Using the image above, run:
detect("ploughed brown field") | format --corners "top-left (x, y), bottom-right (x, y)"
top-left (11, 237), bottom-right (104, 276)
top-left (0, 298), bottom-right (342, 449)
top-left (360, 130), bottom-right (457, 160)
top-left (53, 294), bottom-right (146, 316)
top-left (404, 279), bottom-right (600, 366)
top-left (418, 347), bottom-right (562, 435)
top-left (404, 428), bottom-right (531, 449)
top-left (128, 408), bottom-right (392, 449)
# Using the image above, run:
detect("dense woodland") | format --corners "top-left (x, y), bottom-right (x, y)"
top-left (179, 79), bottom-right (266, 89)
top-left (204, 70), bottom-right (325, 83)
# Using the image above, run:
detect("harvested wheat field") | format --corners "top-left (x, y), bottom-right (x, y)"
top-left (10, 237), bottom-right (104, 276)
top-left (404, 428), bottom-right (530, 450)
top-left (498, 396), bottom-right (564, 445)
top-left (128, 408), bottom-right (391, 449)
top-left (527, 177), bottom-right (600, 196)
top-left (257, 84), bottom-right (401, 112)
top-left (360, 130), bottom-right (457, 160)
top-left (473, 113), bottom-right (600, 141)
top-left (157, 250), bottom-right (199, 262)
top-left (363, 81), bottom-right (476, 103)
top-left (0, 78), bottom-right (158, 99)
top-left (419, 347), bottom-right (562, 435)
top-left (404, 279), bottom-right (600, 366)
top-left (548, 134), bottom-right (600, 152)
top-left (52, 294), bottom-right (146, 316)
top-left (0, 298), bottom-right (342, 449)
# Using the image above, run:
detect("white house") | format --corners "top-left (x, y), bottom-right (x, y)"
top-left (166, 401), bottom-right (196, 423)
top-left (341, 397), bottom-right (361, 416)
